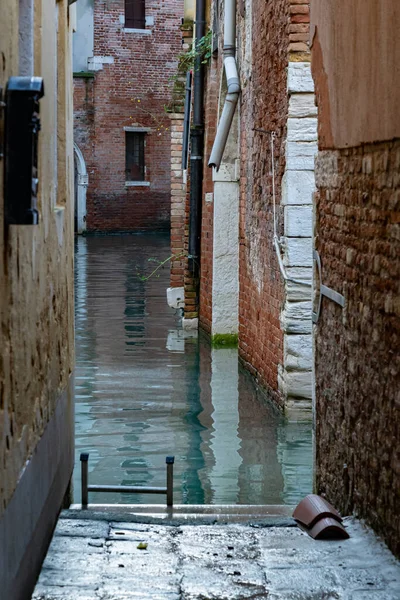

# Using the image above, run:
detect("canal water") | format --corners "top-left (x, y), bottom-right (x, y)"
top-left (73, 235), bottom-right (312, 506)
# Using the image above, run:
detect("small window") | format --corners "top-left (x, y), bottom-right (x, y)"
top-left (125, 132), bottom-right (145, 181)
top-left (125, 0), bottom-right (145, 29)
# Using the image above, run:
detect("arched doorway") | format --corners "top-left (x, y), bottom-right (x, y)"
top-left (74, 143), bottom-right (88, 234)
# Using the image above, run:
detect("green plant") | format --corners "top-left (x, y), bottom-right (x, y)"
top-left (167, 29), bottom-right (212, 112)
top-left (211, 333), bottom-right (239, 348)
top-left (136, 252), bottom-right (187, 281)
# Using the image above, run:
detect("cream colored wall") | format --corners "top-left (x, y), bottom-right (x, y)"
top-left (311, 0), bottom-right (400, 148)
top-left (184, 0), bottom-right (195, 21)
top-left (0, 0), bottom-right (74, 517)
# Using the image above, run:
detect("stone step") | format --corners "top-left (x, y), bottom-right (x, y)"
top-left (68, 504), bottom-right (296, 525)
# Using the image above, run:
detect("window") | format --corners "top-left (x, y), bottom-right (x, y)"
top-left (125, 0), bottom-right (145, 29)
top-left (125, 132), bottom-right (145, 182)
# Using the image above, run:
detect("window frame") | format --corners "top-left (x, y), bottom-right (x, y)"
top-left (124, 128), bottom-right (150, 186)
top-left (124, 0), bottom-right (146, 30)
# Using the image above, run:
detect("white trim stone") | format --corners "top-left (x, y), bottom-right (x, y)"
top-left (288, 94), bottom-right (318, 118)
top-left (74, 143), bottom-right (88, 234)
top-left (124, 126), bottom-right (151, 133)
top-left (282, 170), bottom-right (315, 206)
top-left (288, 62), bottom-right (315, 93)
top-left (284, 205), bottom-right (313, 238)
top-left (88, 55), bottom-right (114, 71)
top-left (125, 181), bottom-right (150, 187)
top-left (280, 61), bottom-right (316, 411)
top-left (212, 181), bottom-right (239, 336)
top-left (167, 287), bottom-right (184, 309)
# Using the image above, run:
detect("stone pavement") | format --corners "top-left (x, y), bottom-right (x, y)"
top-left (32, 510), bottom-right (400, 600)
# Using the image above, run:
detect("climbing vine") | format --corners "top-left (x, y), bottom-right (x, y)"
top-left (167, 28), bottom-right (212, 112)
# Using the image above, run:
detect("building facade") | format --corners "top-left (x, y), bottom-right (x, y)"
top-left (171, 0), bottom-right (316, 416)
top-left (73, 0), bottom-right (185, 232)
top-left (311, 0), bottom-right (400, 556)
top-left (0, 1), bottom-right (75, 598)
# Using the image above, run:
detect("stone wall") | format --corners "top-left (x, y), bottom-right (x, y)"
top-left (73, 0), bottom-right (184, 232)
top-left (279, 62), bottom-right (316, 410)
top-left (0, 1), bottom-right (75, 596)
top-left (314, 141), bottom-right (400, 556)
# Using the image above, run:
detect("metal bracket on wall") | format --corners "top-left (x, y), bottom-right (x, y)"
top-left (312, 250), bottom-right (345, 324)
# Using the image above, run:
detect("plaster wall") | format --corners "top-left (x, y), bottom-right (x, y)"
top-left (0, 0), bottom-right (75, 595)
top-left (310, 0), bottom-right (400, 149)
top-left (73, 0), bottom-right (94, 72)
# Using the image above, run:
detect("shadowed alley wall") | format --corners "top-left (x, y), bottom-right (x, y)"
top-left (0, 1), bottom-right (75, 597)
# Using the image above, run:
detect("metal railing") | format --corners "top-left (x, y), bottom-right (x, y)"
top-left (80, 453), bottom-right (175, 508)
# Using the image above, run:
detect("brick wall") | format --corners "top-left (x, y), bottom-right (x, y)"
top-left (74, 0), bottom-right (183, 232)
top-left (237, 0), bottom-right (290, 405)
top-left (289, 0), bottom-right (310, 54)
top-left (314, 140), bottom-right (400, 556)
top-left (169, 114), bottom-right (186, 287)
top-left (74, 75), bottom-right (95, 188)
top-left (199, 64), bottom-right (219, 335)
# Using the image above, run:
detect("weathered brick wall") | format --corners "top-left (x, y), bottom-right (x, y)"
top-left (169, 114), bottom-right (186, 287)
top-left (74, 0), bottom-right (183, 232)
top-left (73, 75), bottom-right (95, 177)
top-left (314, 140), bottom-right (400, 556)
top-left (237, 0), bottom-right (290, 406)
top-left (289, 0), bottom-right (310, 54)
top-left (199, 64), bottom-right (219, 335)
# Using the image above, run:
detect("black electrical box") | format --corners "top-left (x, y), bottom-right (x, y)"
top-left (4, 76), bottom-right (44, 225)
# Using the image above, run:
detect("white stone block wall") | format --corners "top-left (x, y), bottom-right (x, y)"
top-left (212, 165), bottom-right (240, 337)
top-left (279, 62), bottom-right (317, 408)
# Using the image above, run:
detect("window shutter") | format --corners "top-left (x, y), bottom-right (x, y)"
top-left (125, 0), bottom-right (145, 29)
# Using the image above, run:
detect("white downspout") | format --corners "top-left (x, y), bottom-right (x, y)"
top-left (208, 0), bottom-right (240, 170)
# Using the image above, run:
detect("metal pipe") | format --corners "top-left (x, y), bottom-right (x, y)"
top-left (166, 456), bottom-right (174, 507)
top-left (79, 454), bottom-right (174, 506)
top-left (208, 0), bottom-right (240, 170)
top-left (80, 453), bottom-right (89, 508)
top-left (188, 0), bottom-right (205, 272)
top-left (182, 71), bottom-right (192, 170)
top-left (88, 485), bottom-right (167, 494)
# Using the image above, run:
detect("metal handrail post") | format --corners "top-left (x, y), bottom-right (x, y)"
top-left (166, 456), bottom-right (174, 507)
top-left (80, 452), bottom-right (89, 508)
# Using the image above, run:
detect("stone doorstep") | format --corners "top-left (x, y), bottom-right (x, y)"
top-left (67, 504), bottom-right (296, 525)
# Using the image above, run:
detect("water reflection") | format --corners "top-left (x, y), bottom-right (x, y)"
top-left (74, 235), bottom-right (312, 505)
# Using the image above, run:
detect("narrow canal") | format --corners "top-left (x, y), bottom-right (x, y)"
top-left (73, 235), bottom-right (312, 506)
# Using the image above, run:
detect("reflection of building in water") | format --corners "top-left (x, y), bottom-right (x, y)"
top-left (276, 420), bottom-right (313, 505)
top-left (207, 349), bottom-right (241, 504)
top-left (73, 236), bottom-right (313, 506)
top-left (237, 369), bottom-right (285, 505)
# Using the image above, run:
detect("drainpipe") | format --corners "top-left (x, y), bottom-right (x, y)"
top-left (188, 0), bottom-right (205, 275)
top-left (182, 71), bottom-right (192, 171)
top-left (208, 0), bottom-right (240, 170)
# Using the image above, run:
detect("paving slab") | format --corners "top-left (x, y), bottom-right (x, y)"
top-left (32, 511), bottom-right (400, 600)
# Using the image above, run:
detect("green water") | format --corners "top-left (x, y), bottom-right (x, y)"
top-left (73, 234), bottom-right (312, 505)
